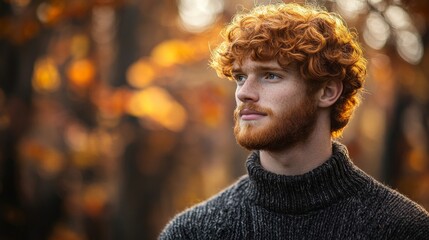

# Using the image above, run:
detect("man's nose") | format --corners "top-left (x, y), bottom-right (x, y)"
top-left (236, 77), bottom-right (259, 102)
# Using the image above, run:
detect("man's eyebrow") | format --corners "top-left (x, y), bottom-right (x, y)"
top-left (256, 66), bottom-right (285, 71)
top-left (231, 67), bottom-right (242, 73)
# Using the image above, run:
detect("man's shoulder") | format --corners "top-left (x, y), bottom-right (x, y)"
top-left (368, 180), bottom-right (429, 216)
top-left (363, 180), bottom-right (429, 238)
top-left (159, 176), bottom-right (249, 240)
top-left (179, 175), bottom-right (249, 218)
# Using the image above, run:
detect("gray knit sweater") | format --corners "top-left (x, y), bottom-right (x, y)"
top-left (160, 142), bottom-right (429, 239)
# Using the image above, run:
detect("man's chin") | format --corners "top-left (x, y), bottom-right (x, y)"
top-left (234, 129), bottom-right (269, 150)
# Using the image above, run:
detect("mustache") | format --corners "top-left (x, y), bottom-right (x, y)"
top-left (234, 103), bottom-right (272, 118)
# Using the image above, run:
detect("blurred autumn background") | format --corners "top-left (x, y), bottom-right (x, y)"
top-left (0, 0), bottom-right (429, 239)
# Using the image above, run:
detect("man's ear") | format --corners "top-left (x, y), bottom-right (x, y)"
top-left (317, 80), bottom-right (343, 108)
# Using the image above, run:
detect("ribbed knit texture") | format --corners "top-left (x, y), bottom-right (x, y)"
top-left (159, 142), bottom-right (429, 239)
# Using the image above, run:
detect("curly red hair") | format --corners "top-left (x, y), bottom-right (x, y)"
top-left (210, 3), bottom-right (367, 138)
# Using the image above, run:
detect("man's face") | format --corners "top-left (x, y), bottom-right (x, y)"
top-left (233, 58), bottom-right (318, 151)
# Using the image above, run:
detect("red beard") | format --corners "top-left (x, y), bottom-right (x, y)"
top-left (233, 97), bottom-right (318, 151)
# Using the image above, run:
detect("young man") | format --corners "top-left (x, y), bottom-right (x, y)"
top-left (160, 3), bottom-right (429, 239)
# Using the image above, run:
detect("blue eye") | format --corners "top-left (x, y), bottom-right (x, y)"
top-left (233, 75), bottom-right (246, 85)
top-left (266, 73), bottom-right (279, 80)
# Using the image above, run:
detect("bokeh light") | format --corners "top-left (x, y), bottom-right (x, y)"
top-left (82, 184), bottom-right (108, 218)
top-left (32, 57), bottom-right (61, 93)
top-left (336, 0), bottom-right (367, 19)
top-left (127, 87), bottom-right (188, 132)
top-left (178, 0), bottom-right (224, 32)
top-left (363, 11), bottom-right (390, 50)
top-left (66, 59), bottom-right (96, 88)
top-left (384, 5), bottom-right (412, 29)
top-left (395, 29), bottom-right (423, 64)
top-left (37, 2), bottom-right (64, 25)
top-left (126, 59), bottom-right (155, 88)
top-left (151, 39), bottom-right (197, 67)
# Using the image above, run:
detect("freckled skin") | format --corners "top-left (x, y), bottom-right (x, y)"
top-left (234, 58), bottom-right (306, 129)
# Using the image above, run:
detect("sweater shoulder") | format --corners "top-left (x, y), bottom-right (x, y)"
top-left (362, 180), bottom-right (429, 238)
top-left (159, 176), bottom-right (249, 240)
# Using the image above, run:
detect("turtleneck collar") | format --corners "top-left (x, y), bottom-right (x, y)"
top-left (246, 142), bottom-right (373, 214)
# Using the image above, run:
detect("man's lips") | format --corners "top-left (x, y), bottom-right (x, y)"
top-left (239, 109), bottom-right (267, 121)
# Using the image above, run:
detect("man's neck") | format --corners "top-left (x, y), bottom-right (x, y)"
top-left (259, 132), bottom-right (333, 176)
